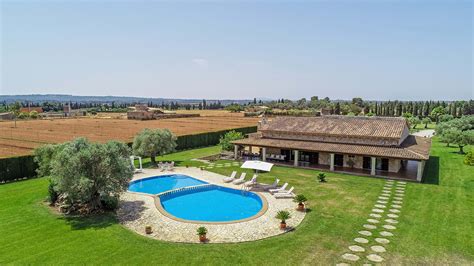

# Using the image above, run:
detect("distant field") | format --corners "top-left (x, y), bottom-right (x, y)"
top-left (0, 111), bottom-right (258, 158)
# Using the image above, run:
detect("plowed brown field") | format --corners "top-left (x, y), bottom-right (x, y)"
top-left (0, 113), bottom-right (258, 158)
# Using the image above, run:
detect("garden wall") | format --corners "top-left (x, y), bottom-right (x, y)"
top-left (0, 125), bottom-right (257, 183)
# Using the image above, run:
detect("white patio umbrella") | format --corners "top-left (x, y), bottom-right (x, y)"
top-left (240, 160), bottom-right (274, 173)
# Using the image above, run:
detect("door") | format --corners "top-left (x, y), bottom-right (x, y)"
top-left (363, 157), bottom-right (371, 169)
top-left (376, 158), bottom-right (389, 171)
top-left (334, 154), bottom-right (344, 167)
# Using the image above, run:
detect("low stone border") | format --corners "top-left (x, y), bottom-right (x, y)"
top-left (117, 167), bottom-right (306, 243)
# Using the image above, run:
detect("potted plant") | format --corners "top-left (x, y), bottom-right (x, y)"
top-left (275, 210), bottom-right (291, 230)
top-left (197, 226), bottom-right (208, 242)
top-left (318, 173), bottom-right (326, 183)
top-left (294, 194), bottom-right (307, 211)
top-left (145, 225), bottom-right (152, 234)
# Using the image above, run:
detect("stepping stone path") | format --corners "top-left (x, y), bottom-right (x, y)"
top-left (380, 231), bottom-right (394, 237)
top-left (342, 253), bottom-right (360, 261)
top-left (349, 245), bottom-right (365, 252)
top-left (371, 245), bottom-right (386, 253)
top-left (375, 238), bottom-right (390, 244)
top-left (383, 224), bottom-right (396, 230)
top-left (364, 224), bottom-right (377, 229)
top-left (367, 254), bottom-right (384, 262)
top-left (359, 230), bottom-right (372, 236)
top-left (354, 237), bottom-right (369, 244)
top-left (340, 180), bottom-right (407, 264)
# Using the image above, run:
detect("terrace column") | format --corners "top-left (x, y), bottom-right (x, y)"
top-left (371, 157), bottom-right (376, 176)
top-left (294, 150), bottom-right (299, 166)
top-left (417, 160), bottom-right (425, 181)
top-left (262, 147), bottom-right (267, 161)
top-left (330, 153), bottom-right (335, 171)
top-left (234, 145), bottom-right (239, 159)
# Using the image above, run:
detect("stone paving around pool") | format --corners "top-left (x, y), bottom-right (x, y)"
top-left (117, 167), bottom-right (306, 243)
top-left (337, 179), bottom-right (407, 265)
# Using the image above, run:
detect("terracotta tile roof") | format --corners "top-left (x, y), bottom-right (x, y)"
top-left (232, 135), bottom-right (431, 160)
top-left (260, 116), bottom-right (408, 139)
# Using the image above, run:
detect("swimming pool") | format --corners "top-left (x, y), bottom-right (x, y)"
top-left (128, 174), bottom-right (208, 195)
top-left (159, 185), bottom-right (264, 222)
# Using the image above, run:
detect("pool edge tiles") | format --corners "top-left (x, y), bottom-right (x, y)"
top-left (128, 174), bottom-right (208, 195)
top-left (154, 185), bottom-right (269, 224)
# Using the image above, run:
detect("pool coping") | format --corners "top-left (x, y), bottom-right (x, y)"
top-left (127, 173), bottom-right (269, 225)
top-left (153, 184), bottom-right (269, 225)
top-left (119, 167), bottom-right (307, 243)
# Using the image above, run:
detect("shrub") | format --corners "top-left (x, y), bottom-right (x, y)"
top-left (47, 179), bottom-right (58, 204)
top-left (318, 173), bottom-right (327, 182)
top-left (275, 210), bottom-right (291, 223)
top-left (464, 150), bottom-right (474, 166)
top-left (29, 110), bottom-right (39, 119)
top-left (293, 194), bottom-right (307, 204)
top-left (17, 112), bottom-right (28, 119)
top-left (101, 195), bottom-right (119, 211)
top-left (197, 226), bottom-right (208, 236)
top-left (219, 130), bottom-right (244, 151)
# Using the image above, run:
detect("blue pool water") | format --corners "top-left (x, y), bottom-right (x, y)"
top-left (160, 186), bottom-right (263, 222)
top-left (128, 174), bottom-right (208, 195)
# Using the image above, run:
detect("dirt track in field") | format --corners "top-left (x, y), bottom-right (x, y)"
top-left (0, 113), bottom-right (258, 158)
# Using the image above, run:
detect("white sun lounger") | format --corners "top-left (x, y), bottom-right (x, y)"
top-left (269, 183), bottom-right (288, 194)
top-left (274, 187), bottom-right (295, 198)
top-left (244, 174), bottom-right (258, 187)
top-left (232, 173), bottom-right (247, 185)
top-left (223, 171), bottom-right (237, 183)
top-left (261, 178), bottom-right (279, 190)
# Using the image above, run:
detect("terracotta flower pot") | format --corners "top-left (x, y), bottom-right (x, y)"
top-left (145, 225), bottom-right (152, 234)
top-left (280, 222), bottom-right (287, 230)
top-left (199, 234), bottom-right (207, 242)
top-left (297, 203), bottom-right (305, 211)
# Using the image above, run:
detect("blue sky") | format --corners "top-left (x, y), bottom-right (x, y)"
top-left (1, 1), bottom-right (472, 100)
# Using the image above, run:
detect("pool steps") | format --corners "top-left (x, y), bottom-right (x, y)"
top-left (157, 184), bottom-right (216, 197)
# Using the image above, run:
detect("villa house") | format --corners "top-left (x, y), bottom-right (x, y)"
top-left (232, 116), bottom-right (431, 181)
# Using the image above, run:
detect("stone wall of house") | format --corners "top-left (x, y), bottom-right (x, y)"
top-left (266, 148), bottom-right (281, 155)
top-left (344, 155), bottom-right (363, 169)
top-left (389, 159), bottom-right (402, 173)
top-left (319, 152), bottom-right (331, 165)
top-left (261, 131), bottom-right (400, 146)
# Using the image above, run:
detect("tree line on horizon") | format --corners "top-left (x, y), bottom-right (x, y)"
top-left (1, 97), bottom-right (472, 118)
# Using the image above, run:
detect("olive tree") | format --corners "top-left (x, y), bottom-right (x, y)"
top-left (437, 116), bottom-right (474, 153)
top-left (422, 117), bottom-right (432, 128)
top-left (35, 138), bottom-right (133, 214)
top-left (219, 130), bottom-right (244, 151)
top-left (132, 128), bottom-right (177, 166)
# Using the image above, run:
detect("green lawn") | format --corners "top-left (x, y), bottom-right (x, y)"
top-left (0, 139), bottom-right (472, 264)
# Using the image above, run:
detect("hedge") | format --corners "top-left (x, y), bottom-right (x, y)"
top-left (0, 126), bottom-right (258, 183)
top-left (175, 126), bottom-right (257, 150)
top-left (0, 155), bottom-right (37, 183)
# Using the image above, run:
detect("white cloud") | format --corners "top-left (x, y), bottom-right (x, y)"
top-left (192, 58), bottom-right (209, 68)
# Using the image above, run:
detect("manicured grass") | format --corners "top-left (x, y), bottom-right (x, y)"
top-left (0, 139), bottom-right (472, 264)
